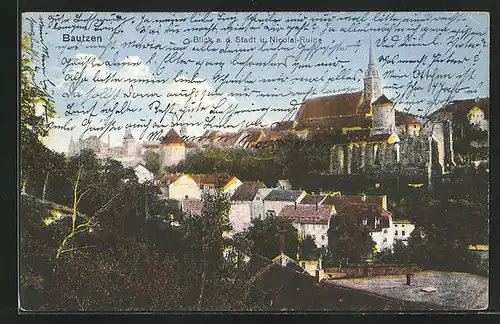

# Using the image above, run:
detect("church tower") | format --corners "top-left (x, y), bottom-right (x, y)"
top-left (364, 39), bottom-right (382, 104)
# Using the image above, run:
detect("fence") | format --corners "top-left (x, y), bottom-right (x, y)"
top-left (323, 264), bottom-right (422, 278)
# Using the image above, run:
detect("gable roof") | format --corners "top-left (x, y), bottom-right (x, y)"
top-left (428, 97), bottom-right (490, 121)
top-left (133, 163), bottom-right (151, 172)
top-left (160, 173), bottom-right (190, 186)
top-left (278, 205), bottom-right (333, 224)
top-left (239, 129), bottom-right (265, 146)
top-left (396, 110), bottom-right (421, 126)
top-left (231, 181), bottom-right (265, 201)
top-left (336, 203), bottom-right (392, 219)
top-left (299, 194), bottom-right (327, 205)
top-left (160, 128), bottom-right (184, 145)
top-left (372, 94), bottom-right (393, 106)
top-left (264, 189), bottom-right (304, 202)
top-left (191, 173), bottom-right (236, 187)
top-left (185, 141), bottom-right (198, 148)
top-left (322, 195), bottom-right (385, 212)
top-left (295, 92), bottom-right (365, 121)
top-left (216, 132), bottom-right (244, 147)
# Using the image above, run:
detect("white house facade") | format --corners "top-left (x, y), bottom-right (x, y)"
top-left (133, 164), bottom-right (154, 184)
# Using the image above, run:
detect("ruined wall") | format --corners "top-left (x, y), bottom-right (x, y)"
top-left (330, 145), bottom-right (345, 175)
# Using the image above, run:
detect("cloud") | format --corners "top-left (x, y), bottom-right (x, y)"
top-left (46, 53), bottom-right (239, 152)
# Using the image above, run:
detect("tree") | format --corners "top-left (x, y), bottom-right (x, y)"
top-left (327, 218), bottom-right (376, 265)
top-left (245, 216), bottom-right (299, 260)
top-left (299, 235), bottom-right (320, 260)
top-left (21, 33), bottom-right (56, 193)
top-left (144, 151), bottom-right (161, 176)
top-left (178, 190), bottom-right (257, 310)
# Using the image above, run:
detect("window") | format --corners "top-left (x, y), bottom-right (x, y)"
top-left (321, 235), bottom-right (325, 240)
top-left (402, 224), bottom-right (405, 227)
top-left (312, 234), bottom-right (316, 240)
top-left (383, 229), bottom-right (387, 234)
top-left (375, 217), bottom-right (380, 226)
top-left (185, 195), bottom-right (189, 200)
top-left (383, 238), bottom-right (387, 242)
top-left (362, 218), bottom-right (367, 225)
top-left (395, 230), bottom-right (398, 236)
top-left (394, 224), bottom-right (398, 227)
top-left (256, 196), bottom-right (260, 200)
top-left (402, 231), bottom-right (406, 236)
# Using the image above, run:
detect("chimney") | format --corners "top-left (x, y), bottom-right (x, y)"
top-left (294, 201), bottom-right (297, 210)
top-left (315, 196), bottom-right (318, 210)
top-left (279, 230), bottom-right (285, 256)
top-left (406, 273), bottom-right (414, 286)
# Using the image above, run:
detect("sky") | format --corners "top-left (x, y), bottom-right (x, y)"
top-left (22, 12), bottom-right (489, 153)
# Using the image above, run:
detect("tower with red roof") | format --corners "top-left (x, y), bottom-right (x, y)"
top-left (159, 128), bottom-right (186, 170)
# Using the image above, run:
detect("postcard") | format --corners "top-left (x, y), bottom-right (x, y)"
top-left (20, 11), bottom-right (489, 312)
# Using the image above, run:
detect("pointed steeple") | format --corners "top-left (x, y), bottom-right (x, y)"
top-left (364, 37), bottom-right (382, 103)
top-left (369, 36), bottom-right (375, 66)
top-left (123, 128), bottom-right (134, 140)
top-left (365, 36), bottom-right (378, 78)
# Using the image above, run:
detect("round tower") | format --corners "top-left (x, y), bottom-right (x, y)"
top-left (372, 94), bottom-right (395, 135)
top-left (122, 129), bottom-right (136, 158)
top-left (160, 128), bottom-right (186, 169)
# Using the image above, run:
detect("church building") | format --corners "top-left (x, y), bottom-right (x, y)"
top-left (293, 42), bottom-right (454, 180)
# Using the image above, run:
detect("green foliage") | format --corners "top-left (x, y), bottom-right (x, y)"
top-left (299, 235), bottom-right (320, 260)
top-left (21, 34), bottom-right (55, 139)
top-left (244, 216), bottom-right (299, 260)
top-left (175, 134), bottom-right (331, 185)
top-left (327, 218), bottom-right (376, 265)
top-left (144, 151), bottom-right (161, 176)
top-left (378, 167), bottom-right (488, 274)
top-left (20, 162), bottom-right (259, 310)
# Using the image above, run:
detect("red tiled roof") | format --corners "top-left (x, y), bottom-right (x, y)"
top-left (217, 132), bottom-right (243, 147)
top-left (271, 120), bottom-right (294, 132)
top-left (431, 97), bottom-right (490, 120)
top-left (295, 92), bottom-right (365, 121)
top-left (160, 128), bottom-right (184, 145)
top-left (231, 181), bottom-right (265, 201)
top-left (243, 129), bottom-right (264, 143)
top-left (278, 205), bottom-right (333, 224)
top-left (183, 199), bottom-right (203, 215)
top-left (294, 115), bottom-right (373, 131)
top-left (191, 173), bottom-right (234, 187)
top-left (336, 203), bottom-right (392, 219)
top-left (299, 194), bottom-right (327, 205)
top-left (322, 195), bottom-right (384, 212)
top-left (372, 94), bottom-right (393, 106)
top-left (160, 173), bottom-right (185, 186)
top-left (395, 110), bottom-right (421, 126)
top-left (142, 143), bottom-right (160, 149)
